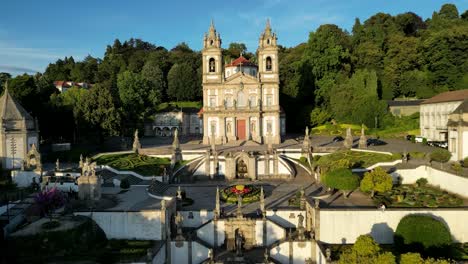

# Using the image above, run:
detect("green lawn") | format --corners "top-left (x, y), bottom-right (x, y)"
top-left (315, 150), bottom-right (399, 169)
top-left (374, 184), bottom-right (463, 208)
top-left (156, 101), bottom-right (202, 112)
top-left (94, 153), bottom-right (171, 176)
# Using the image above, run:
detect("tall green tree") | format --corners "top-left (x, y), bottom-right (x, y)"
top-left (167, 63), bottom-right (198, 101)
top-left (360, 167), bottom-right (393, 197)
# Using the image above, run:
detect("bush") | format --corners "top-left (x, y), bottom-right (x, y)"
top-left (463, 157), bottom-right (468, 168)
top-left (322, 168), bottom-right (360, 198)
top-left (422, 138), bottom-right (428, 145)
top-left (120, 178), bottom-right (130, 189)
top-left (411, 135), bottom-right (416, 143)
top-left (416, 178), bottom-right (428, 187)
top-left (360, 167), bottom-right (393, 197)
top-left (409, 152), bottom-right (426, 159)
top-left (430, 149), bottom-right (452, 163)
top-left (395, 215), bottom-right (452, 258)
top-left (451, 163), bottom-right (463, 174)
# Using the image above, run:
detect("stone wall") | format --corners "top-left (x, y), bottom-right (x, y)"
top-left (270, 241), bottom-right (315, 264)
top-left (266, 209), bottom-right (306, 228)
top-left (11, 170), bottom-right (40, 188)
top-left (180, 210), bottom-right (213, 228)
top-left (75, 211), bottom-right (162, 240)
top-left (318, 209), bottom-right (468, 244)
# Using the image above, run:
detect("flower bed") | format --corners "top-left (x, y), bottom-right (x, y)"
top-left (374, 184), bottom-right (463, 208)
top-left (220, 185), bottom-right (261, 204)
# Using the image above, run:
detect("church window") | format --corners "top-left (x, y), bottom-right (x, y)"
top-left (266, 57), bottom-right (272, 71)
top-left (267, 38), bottom-right (270, 45)
top-left (226, 97), bottom-right (233, 107)
top-left (209, 58), bottom-right (216, 72)
top-left (267, 121), bottom-right (272, 134)
top-left (209, 96), bottom-right (216, 107)
top-left (210, 122), bottom-right (216, 136)
top-left (210, 40), bottom-right (214, 46)
top-left (249, 95), bottom-right (257, 107)
top-left (237, 91), bottom-right (246, 107)
top-left (266, 95), bottom-right (272, 106)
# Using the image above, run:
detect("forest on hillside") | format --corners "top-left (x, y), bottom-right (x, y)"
top-left (0, 3), bottom-right (467, 143)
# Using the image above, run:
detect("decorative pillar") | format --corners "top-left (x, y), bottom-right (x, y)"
top-left (205, 150), bottom-right (211, 178)
top-left (264, 151), bottom-right (270, 178)
top-left (273, 150), bottom-right (279, 177)
top-left (343, 127), bottom-right (353, 149)
top-left (358, 124), bottom-right (367, 149)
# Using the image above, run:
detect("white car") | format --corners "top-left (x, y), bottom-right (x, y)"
top-left (415, 136), bottom-right (424, 143)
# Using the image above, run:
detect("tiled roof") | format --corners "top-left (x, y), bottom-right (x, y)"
top-left (387, 99), bottom-right (425, 107)
top-left (225, 56), bottom-right (257, 67)
top-left (421, 89), bottom-right (468, 104)
top-left (0, 89), bottom-right (33, 120)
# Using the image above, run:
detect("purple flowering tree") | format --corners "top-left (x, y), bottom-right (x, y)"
top-left (34, 188), bottom-right (65, 221)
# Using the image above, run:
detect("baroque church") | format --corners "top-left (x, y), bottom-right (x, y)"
top-left (201, 20), bottom-right (285, 145)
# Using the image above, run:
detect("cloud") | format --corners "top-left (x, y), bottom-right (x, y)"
top-left (0, 47), bottom-right (69, 60)
top-left (0, 65), bottom-right (39, 74)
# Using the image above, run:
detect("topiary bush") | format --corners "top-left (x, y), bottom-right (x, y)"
top-left (395, 214), bottom-right (452, 258)
top-left (430, 149), bottom-right (452, 163)
top-left (321, 168), bottom-right (360, 198)
top-left (120, 178), bottom-right (130, 189)
top-left (416, 178), bottom-right (428, 187)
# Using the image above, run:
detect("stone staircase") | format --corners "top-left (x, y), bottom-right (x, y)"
top-left (147, 180), bottom-right (170, 196)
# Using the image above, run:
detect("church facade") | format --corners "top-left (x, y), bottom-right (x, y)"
top-left (201, 20), bottom-right (285, 145)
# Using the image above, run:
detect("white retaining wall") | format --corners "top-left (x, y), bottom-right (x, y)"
top-left (319, 209), bottom-right (468, 244)
top-left (11, 170), bottom-right (40, 188)
top-left (266, 209), bottom-right (306, 228)
top-left (169, 241), bottom-right (209, 264)
top-left (75, 211), bottom-right (162, 240)
top-left (270, 241), bottom-right (314, 264)
top-left (391, 165), bottom-right (468, 198)
top-left (180, 210), bottom-right (214, 228)
top-left (153, 244), bottom-right (165, 264)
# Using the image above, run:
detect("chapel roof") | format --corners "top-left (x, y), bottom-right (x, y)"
top-left (225, 56), bottom-right (257, 67)
top-left (0, 87), bottom-right (34, 121)
top-left (421, 89), bottom-right (468, 104)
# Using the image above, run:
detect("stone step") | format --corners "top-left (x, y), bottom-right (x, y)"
top-left (148, 180), bottom-right (170, 196)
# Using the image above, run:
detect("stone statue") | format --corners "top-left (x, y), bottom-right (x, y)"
top-left (344, 127), bottom-right (353, 149)
top-left (264, 248), bottom-right (269, 264)
top-left (215, 186), bottom-right (220, 219)
top-left (358, 124), bottom-right (367, 149)
top-left (298, 213), bottom-right (304, 229)
top-left (175, 212), bottom-right (184, 236)
top-left (132, 129), bottom-right (141, 153)
top-left (260, 186), bottom-right (265, 218)
top-left (55, 158), bottom-right (60, 171)
top-left (227, 122), bottom-right (231, 134)
top-left (208, 249), bottom-right (214, 262)
top-left (176, 186), bottom-right (182, 199)
top-left (235, 230), bottom-right (244, 256)
top-left (314, 198), bottom-right (320, 209)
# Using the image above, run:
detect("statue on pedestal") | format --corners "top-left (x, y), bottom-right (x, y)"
top-left (235, 229), bottom-right (244, 256)
top-left (344, 128), bottom-right (353, 149)
top-left (132, 129), bottom-right (141, 153)
top-left (358, 124), bottom-right (367, 149)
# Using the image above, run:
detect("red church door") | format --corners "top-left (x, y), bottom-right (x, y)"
top-left (237, 120), bottom-right (246, 140)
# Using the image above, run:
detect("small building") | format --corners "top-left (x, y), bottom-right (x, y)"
top-left (145, 106), bottom-right (203, 137)
top-left (0, 87), bottom-right (39, 169)
top-left (420, 89), bottom-right (468, 141)
top-left (387, 99), bottom-right (424, 117)
top-left (447, 100), bottom-right (468, 161)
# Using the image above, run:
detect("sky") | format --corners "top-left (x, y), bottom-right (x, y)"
top-left (0, 0), bottom-right (467, 76)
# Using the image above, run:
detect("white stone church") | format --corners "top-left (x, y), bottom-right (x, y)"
top-left (200, 20), bottom-right (285, 145)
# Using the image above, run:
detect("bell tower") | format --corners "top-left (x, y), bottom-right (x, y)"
top-left (257, 19), bottom-right (278, 82)
top-left (202, 20), bottom-right (223, 84)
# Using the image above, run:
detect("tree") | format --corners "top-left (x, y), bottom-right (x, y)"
top-left (321, 168), bottom-right (360, 198)
top-left (360, 167), bottom-right (393, 197)
top-left (8, 74), bottom-right (38, 112)
top-left (338, 235), bottom-right (396, 264)
top-left (226, 42), bottom-right (248, 59)
top-left (400, 253), bottom-right (451, 264)
top-left (167, 63), bottom-right (198, 101)
top-left (395, 215), bottom-right (452, 258)
top-left (0, 72), bottom-right (11, 93)
top-left (438, 4), bottom-right (459, 19)
top-left (141, 60), bottom-right (165, 102)
top-left (78, 84), bottom-right (121, 141)
top-left (429, 149), bottom-right (451, 163)
top-left (117, 71), bottom-right (158, 127)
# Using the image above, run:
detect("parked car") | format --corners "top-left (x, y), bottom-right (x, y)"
top-left (414, 136), bottom-right (424, 143)
top-left (428, 141), bottom-right (448, 149)
top-left (367, 138), bottom-right (387, 146)
top-left (333, 136), bottom-right (344, 142)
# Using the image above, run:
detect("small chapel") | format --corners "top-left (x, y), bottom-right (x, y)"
top-left (0, 83), bottom-right (39, 169)
top-left (200, 20), bottom-right (285, 145)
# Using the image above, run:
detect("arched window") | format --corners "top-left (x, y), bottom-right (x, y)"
top-left (267, 38), bottom-right (270, 45)
top-left (210, 40), bottom-right (214, 46)
top-left (266, 57), bottom-right (272, 71)
top-left (209, 58), bottom-right (216, 72)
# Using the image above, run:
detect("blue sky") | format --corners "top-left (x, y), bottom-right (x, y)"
top-left (0, 0), bottom-right (467, 76)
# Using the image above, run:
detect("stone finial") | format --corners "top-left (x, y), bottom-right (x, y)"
top-left (172, 128), bottom-right (180, 150)
top-left (358, 124), bottom-right (367, 149)
top-left (79, 154), bottom-right (84, 168)
top-left (343, 127), bottom-right (353, 149)
top-left (260, 186), bottom-right (266, 217)
top-left (236, 194), bottom-right (243, 218)
top-left (160, 199), bottom-right (166, 210)
top-left (215, 186), bottom-right (220, 219)
top-left (176, 186), bottom-right (182, 199)
top-left (264, 248), bottom-right (269, 264)
top-left (55, 158), bottom-right (60, 171)
top-left (299, 187), bottom-right (306, 210)
top-left (132, 129), bottom-right (141, 153)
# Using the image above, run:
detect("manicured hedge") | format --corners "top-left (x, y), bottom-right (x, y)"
top-left (395, 214), bottom-right (452, 258)
top-left (321, 168), bottom-right (360, 191)
top-left (430, 149), bottom-right (451, 163)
